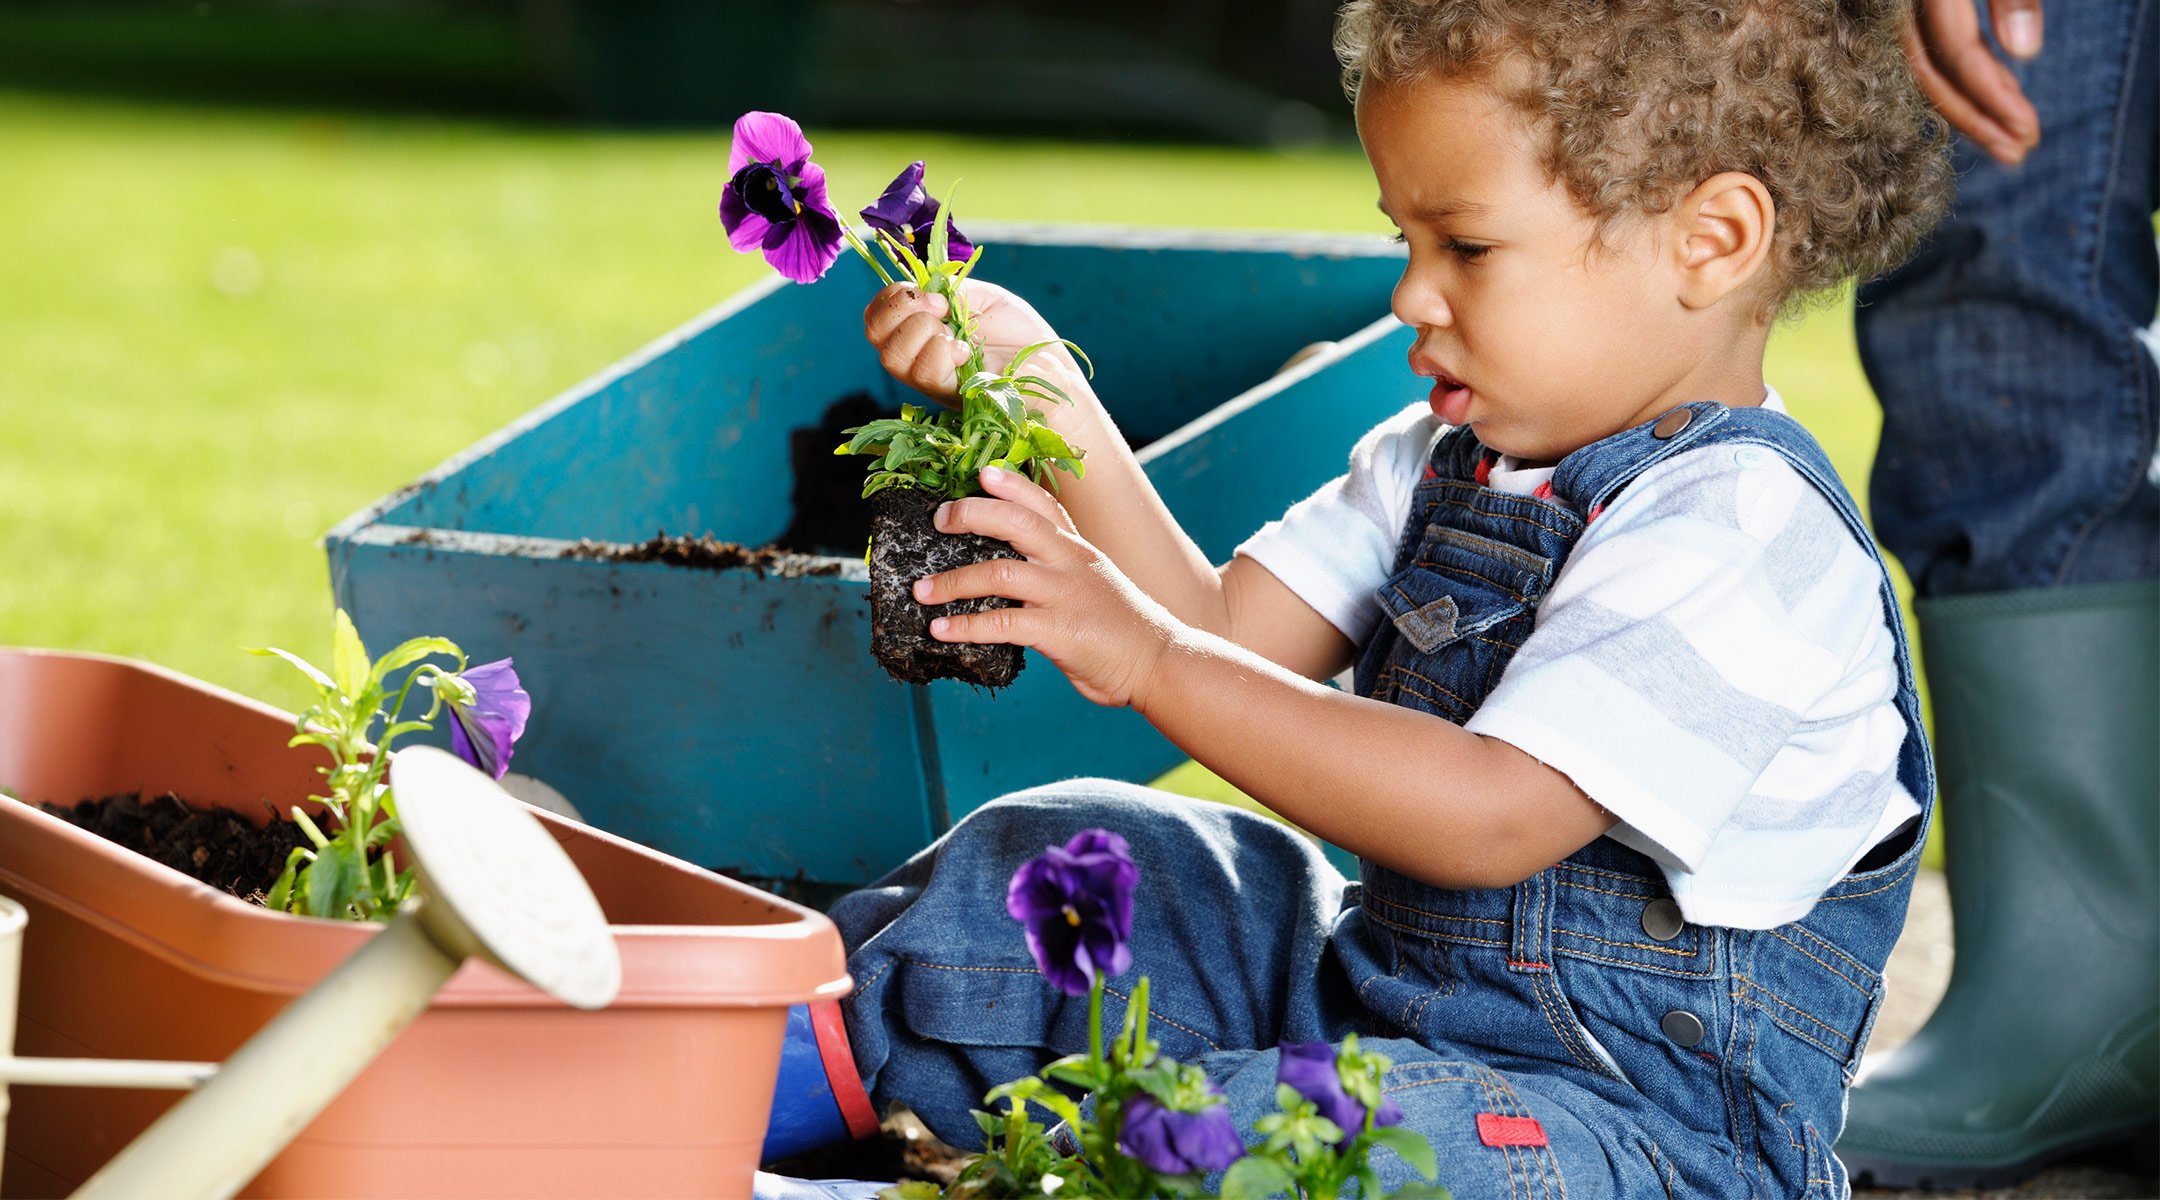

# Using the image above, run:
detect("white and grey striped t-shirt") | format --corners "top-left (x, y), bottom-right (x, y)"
top-left (1237, 392), bottom-right (1921, 929)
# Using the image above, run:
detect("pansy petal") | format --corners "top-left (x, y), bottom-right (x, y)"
top-left (728, 111), bottom-right (812, 175)
top-left (763, 211), bottom-right (843, 283)
top-left (861, 160), bottom-right (930, 227)
top-left (720, 189), bottom-right (773, 253)
top-left (791, 160), bottom-right (842, 226)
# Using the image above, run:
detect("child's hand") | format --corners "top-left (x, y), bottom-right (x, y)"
top-left (862, 280), bottom-right (1088, 416)
top-left (910, 465), bottom-right (1177, 709)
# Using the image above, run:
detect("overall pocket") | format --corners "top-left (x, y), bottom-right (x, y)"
top-left (1368, 525), bottom-right (1549, 722)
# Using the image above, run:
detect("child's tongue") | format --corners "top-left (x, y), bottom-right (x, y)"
top-left (1429, 377), bottom-right (1473, 425)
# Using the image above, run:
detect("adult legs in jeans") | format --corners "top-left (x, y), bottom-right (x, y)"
top-left (1841, 0), bottom-right (2159, 1185)
top-left (826, 779), bottom-right (1355, 1150)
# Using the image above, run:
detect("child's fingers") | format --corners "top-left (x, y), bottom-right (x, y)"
top-left (934, 495), bottom-right (1073, 562)
top-left (975, 465), bottom-right (1075, 530)
top-left (876, 311), bottom-right (962, 392)
top-left (928, 606), bottom-right (1042, 648)
top-left (862, 282), bottom-right (948, 339)
top-left (913, 557), bottom-right (1048, 607)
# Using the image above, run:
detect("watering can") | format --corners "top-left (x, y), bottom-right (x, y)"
top-left (0, 747), bottom-right (622, 1199)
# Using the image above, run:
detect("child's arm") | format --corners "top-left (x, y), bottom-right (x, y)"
top-left (865, 281), bottom-right (1356, 682)
top-left (911, 466), bottom-right (1617, 889)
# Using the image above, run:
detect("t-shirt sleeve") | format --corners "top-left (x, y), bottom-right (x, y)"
top-left (1464, 444), bottom-right (1907, 888)
top-left (1236, 402), bottom-right (1439, 644)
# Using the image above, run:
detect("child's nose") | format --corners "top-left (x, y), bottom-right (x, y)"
top-left (1390, 268), bottom-right (1452, 331)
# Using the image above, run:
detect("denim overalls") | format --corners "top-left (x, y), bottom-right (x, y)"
top-left (831, 402), bottom-right (1936, 1199)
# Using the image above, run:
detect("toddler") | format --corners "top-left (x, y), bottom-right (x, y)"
top-left (776, 1), bottom-right (1955, 1195)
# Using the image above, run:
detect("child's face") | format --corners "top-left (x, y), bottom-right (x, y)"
top-left (1360, 74), bottom-right (1721, 463)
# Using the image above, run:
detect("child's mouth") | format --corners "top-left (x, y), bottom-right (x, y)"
top-left (1428, 371), bottom-right (1473, 424)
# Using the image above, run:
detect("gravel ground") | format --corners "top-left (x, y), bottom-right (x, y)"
top-left (1855, 869), bottom-right (2155, 1199)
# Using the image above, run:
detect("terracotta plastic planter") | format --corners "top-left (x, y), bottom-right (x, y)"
top-left (0, 648), bottom-right (851, 1198)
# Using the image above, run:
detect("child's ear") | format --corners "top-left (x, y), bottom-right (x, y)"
top-left (1673, 172), bottom-right (1775, 312)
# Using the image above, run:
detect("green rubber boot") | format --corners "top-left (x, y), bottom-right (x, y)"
top-left (1838, 580), bottom-right (2159, 1190)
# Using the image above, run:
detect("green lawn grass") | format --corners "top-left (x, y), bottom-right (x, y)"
top-left (0, 89), bottom-right (1920, 831)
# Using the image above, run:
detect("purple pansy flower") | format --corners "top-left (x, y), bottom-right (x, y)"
top-left (1117, 1094), bottom-right (1245, 1175)
top-left (718, 111), bottom-right (844, 284)
top-left (1005, 828), bottom-right (1137, 995)
top-left (444, 658), bottom-right (530, 780)
top-left (859, 161), bottom-right (973, 264)
top-left (1278, 1041), bottom-right (1403, 1135)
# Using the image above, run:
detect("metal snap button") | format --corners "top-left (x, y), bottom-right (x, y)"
top-left (1651, 409), bottom-right (1694, 440)
top-left (1640, 899), bottom-right (1685, 942)
top-left (1661, 1009), bottom-right (1706, 1047)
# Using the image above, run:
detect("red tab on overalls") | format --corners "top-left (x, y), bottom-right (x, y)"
top-left (1476, 1113), bottom-right (1548, 1147)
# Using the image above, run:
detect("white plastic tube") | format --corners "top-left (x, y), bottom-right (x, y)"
top-left (73, 912), bottom-right (459, 1200)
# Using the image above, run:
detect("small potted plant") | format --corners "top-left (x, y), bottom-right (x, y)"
top-left (0, 629), bottom-right (849, 1197)
top-left (719, 112), bottom-right (1089, 690)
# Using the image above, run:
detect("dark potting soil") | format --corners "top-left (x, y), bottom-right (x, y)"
top-left (777, 391), bottom-right (895, 558)
top-left (559, 533), bottom-right (842, 578)
top-left (869, 487), bottom-right (1025, 690)
top-left (44, 791), bottom-right (309, 902)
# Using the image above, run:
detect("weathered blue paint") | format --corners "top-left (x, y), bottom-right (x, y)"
top-left (330, 225), bottom-right (1416, 884)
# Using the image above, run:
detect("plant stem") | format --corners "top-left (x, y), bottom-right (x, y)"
top-left (1088, 977), bottom-right (1104, 1067)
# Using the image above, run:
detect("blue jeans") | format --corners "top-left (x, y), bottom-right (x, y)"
top-left (1857, 0), bottom-right (2159, 597)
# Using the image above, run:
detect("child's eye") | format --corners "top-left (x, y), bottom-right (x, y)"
top-left (1443, 238), bottom-right (1491, 261)
top-left (1387, 231), bottom-right (1407, 245)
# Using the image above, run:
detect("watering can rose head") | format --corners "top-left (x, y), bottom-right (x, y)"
top-left (440, 658), bottom-right (531, 781)
top-left (1006, 828), bottom-right (1137, 995)
top-left (718, 111), bottom-right (844, 284)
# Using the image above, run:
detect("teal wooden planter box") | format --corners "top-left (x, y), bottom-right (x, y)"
top-left (328, 225), bottom-right (1413, 889)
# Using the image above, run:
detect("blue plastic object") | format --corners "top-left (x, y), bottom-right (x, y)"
top-left (328, 224), bottom-right (1415, 886)
top-left (763, 1003), bottom-right (854, 1163)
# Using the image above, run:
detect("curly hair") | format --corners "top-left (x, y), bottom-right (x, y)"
top-left (1336, 0), bottom-right (1952, 318)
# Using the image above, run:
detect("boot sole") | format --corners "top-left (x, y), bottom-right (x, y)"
top-left (1843, 1120), bottom-right (2158, 1191)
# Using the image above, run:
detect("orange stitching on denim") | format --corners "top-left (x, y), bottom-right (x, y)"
top-left (1777, 923), bottom-right (1879, 984)
top-left (1550, 946), bottom-right (1719, 979)
top-left (1557, 863), bottom-right (1663, 886)
top-left (1555, 879), bottom-right (1658, 901)
top-left (1764, 929), bottom-right (1874, 995)
top-left (1360, 903), bottom-right (1512, 947)
top-left (1100, 983), bottom-right (1222, 1052)
top-left (1389, 664), bottom-right (1484, 710)
top-left (1431, 489), bottom-right (1583, 539)
top-left (1364, 892), bottom-right (1510, 928)
top-left (1389, 673), bottom-right (1477, 716)
top-left (903, 959), bottom-right (1041, 976)
top-left (1734, 982), bottom-right (1849, 1060)
top-left (855, 961), bottom-right (894, 992)
top-left (1552, 927), bottom-right (1701, 958)
top-left (1525, 971), bottom-right (1610, 1079)
top-left (1733, 976), bottom-right (1854, 1047)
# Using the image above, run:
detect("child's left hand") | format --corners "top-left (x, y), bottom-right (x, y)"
top-left (911, 465), bottom-right (1180, 709)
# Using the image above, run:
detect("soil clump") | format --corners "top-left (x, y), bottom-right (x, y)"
top-left (868, 487), bottom-right (1024, 689)
top-left (560, 533), bottom-right (842, 578)
top-left (45, 792), bottom-right (310, 902)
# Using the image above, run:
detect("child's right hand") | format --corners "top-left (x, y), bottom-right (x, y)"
top-left (861, 280), bottom-right (1092, 422)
